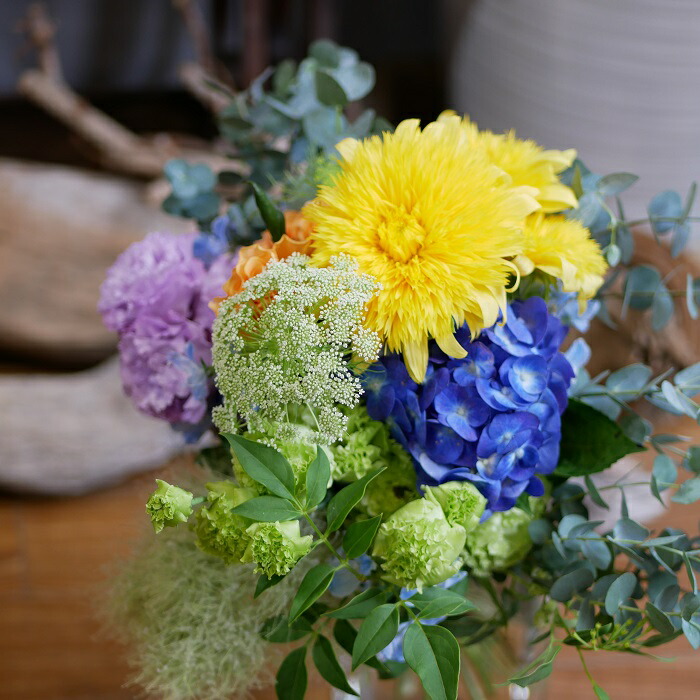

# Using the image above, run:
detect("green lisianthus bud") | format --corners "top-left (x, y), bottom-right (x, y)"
top-left (242, 521), bottom-right (313, 578)
top-left (331, 407), bottom-right (385, 482)
top-left (372, 498), bottom-right (467, 591)
top-left (424, 481), bottom-right (486, 533)
top-left (146, 479), bottom-right (194, 533)
top-left (194, 482), bottom-right (257, 564)
top-left (462, 507), bottom-right (533, 577)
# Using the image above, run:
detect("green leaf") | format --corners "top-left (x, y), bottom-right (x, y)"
top-left (332, 62), bottom-right (376, 101)
top-left (613, 517), bottom-right (649, 542)
top-left (333, 618), bottom-right (357, 655)
top-left (223, 434), bottom-right (296, 500)
top-left (528, 519), bottom-right (552, 544)
top-left (312, 634), bottom-right (358, 695)
top-left (688, 273), bottom-right (700, 320)
top-left (411, 589), bottom-right (475, 620)
top-left (555, 400), bottom-right (644, 477)
top-left (623, 265), bottom-right (661, 313)
top-left (250, 182), bottom-right (286, 242)
top-left (652, 282), bottom-right (674, 331)
top-left (305, 447), bottom-right (331, 509)
top-left (326, 468), bottom-right (385, 533)
top-left (672, 478), bottom-right (700, 504)
top-left (255, 573), bottom-right (286, 598)
top-left (289, 564), bottom-right (336, 622)
top-left (597, 172), bottom-right (639, 197)
top-left (605, 572), bottom-right (637, 615)
top-left (550, 568), bottom-right (595, 603)
top-left (606, 364), bottom-right (652, 395)
top-left (315, 69), bottom-right (349, 106)
top-left (351, 604), bottom-right (399, 670)
top-left (232, 496), bottom-right (302, 522)
top-left (653, 454), bottom-right (678, 490)
top-left (684, 446), bottom-right (700, 473)
top-left (648, 190), bottom-right (682, 235)
top-left (593, 684), bottom-right (611, 700)
top-left (260, 614), bottom-right (312, 643)
top-left (403, 623), bottom-right (460, 700)
top-left (275, 646), bottom-right (307, 700)
top-left (343, 515), bottom-right (382, 559)
top-left (682, 618), bottom-right (700, 649)
top-left (507, 637), bottom-right (561, 687)
top-left (584, 475), bottom-right (609, 509)
top-left (645, 602), bottom-right (675, 635)
top-left (327, 588), bottom-right (390, 619)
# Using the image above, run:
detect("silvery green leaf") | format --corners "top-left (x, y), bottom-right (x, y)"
top-left (302, 107), bottom-right (350, 149)
top-left (604, 572), bottom-right (636, 615)
top-left (686, 274), bottom-right (699, 319)
top-left (646, 603), bottom-right (675, 634)
top-left (332, 62), bottom-right (376, 101)
top-left (622, 265), bottom-right (661, 314)
top-left (309, 39), bottom-right (341, 68)
top-left (528, 519), bottom-right (553, 544)
top-left (672, 477), bottom-right (700, 504)
top-left (651, 282), bottom-right (674, 331)
top-left (582, 539), bottom-right (613, 570)
top-left (597, 172), bottom-right (639, 197)
top-left (619, 414), bottom-right (651, 444)
top-left (685, 447), bottom-right (700, 473)
top-left (613, 517), bottom-right (649, 542)
top-left (682, 618), bottom-right (700, 649)
top-left (584, 475), bottom-right (609, 509)
top-left (576, 594), bottom-right (595, 631)
top-left (661, 381), bottom-right (698, 418)
top-left (653, 454), bottom-right (677, 489)
top-left (558, 514), bottom-right (588, 539)
top-left (315, 69), bottom-right (348, 106)
top-left (570, 191), bottom-right (603, 228)
top-left (550, 568), bottom-right (595, 602)
top-left (648, 190), bottom-right (683, 234)
top-left (675, 363), bottom-right (700, 394)
top-left (606, 364), bottom-right (652, 395)
top-left (616, 223), bottom-right (634, 264)
top-left (348, 109), bottom-right (376, 138)
top-left (671, 222), bottom-right (691, 258)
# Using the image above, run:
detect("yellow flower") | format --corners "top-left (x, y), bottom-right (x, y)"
top-left (444, 112), bottom-right (577, 213)
top-left (516, 213), bottom-right (607, 304)
top-left (304, 116), bottom-right (539, 382)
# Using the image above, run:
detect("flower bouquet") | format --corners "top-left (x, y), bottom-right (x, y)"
top-left (102, 41), bottom-right (700, 700)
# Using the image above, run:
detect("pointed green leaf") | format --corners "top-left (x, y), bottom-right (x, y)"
top-left (255, 573), bottom-right (286, 598)
top-left (275, 646), bottom-right (307, 700)
top-left (584, 475), bottom-right (609, 509)
top-left (232, 496), bottom-right (301, 522)
top-left (327, 587), bottom-right (389, 619)
top-left (250, 181), bottom-right (286, 241)
top-left (289, 564), bottom-right (336, 622)
top-left (672, 478), bottom-right (700, 504)
top-left (555, 400), bottom-right (644, 478)
top-left (305, 447), bottom-right (331, 509)
top-left (594, 684), bottom-right (611, 700)
top-left (315, 69), bottom-right (349, 106)
top-left (223, 433), bottom-right (296, 500)
top-left (403, 623), bottom-right (460, 700)
top-left (351, 603), bottom-right (399, 670)
top-left (312, 635), bottom-right (358, 695)
top-left (645, 603), bottom-right (675, 635)
top-left (507, 638), bottom-right (561, 688)
top-left (343, 515), bottom-right (382, 559)
top-left (550, 568), bottom-right (595, 603)
top-left (326, 468), bottom-right (385, 533)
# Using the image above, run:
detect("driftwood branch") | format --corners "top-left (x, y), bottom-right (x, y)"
top-left (179, 62), bottom-right (233, 114)
top-left (16, 2), bottom-right (62, 81)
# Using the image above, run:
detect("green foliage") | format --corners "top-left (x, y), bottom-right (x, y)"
top-left (275, 646), bottom-right (307, 700)
top-left (351, 604), bottom-right (400, 669)
top-left (326, 468), bottom-right (385, 532)
top-left (312, 635), bottom-right (358, 696)
top-left (327, 588), bottom-right (390, 619)
top-left (250, 181), bottom-right (286, 240)
top-left (555, 399), bottom-right (644, 477)
top-left (342, 515), bottom-right (382, 559)
top-left (403, 623), bottom-right (461, 700)
top-left (288, 564), bottom-right (336, 622)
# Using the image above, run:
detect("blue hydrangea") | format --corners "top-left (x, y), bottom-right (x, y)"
top-left (193, 215), bottom-right (237, 268)
top-left (364, 297), bottom-right (574, 513)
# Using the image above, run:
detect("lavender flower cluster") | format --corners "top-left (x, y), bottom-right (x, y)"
top-left (364, 297), bottom-right (575, 513)
top-left (99, 232), bottom-right (231, 436)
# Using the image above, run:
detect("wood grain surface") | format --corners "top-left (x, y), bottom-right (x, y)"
top-left (1, 458), bottom-right (699, 700)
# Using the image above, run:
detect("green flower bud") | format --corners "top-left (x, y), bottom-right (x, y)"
top-left (331, 407), bottom-right (386, 482)
top-left (424, 481), bottom-right (486, 533)
top-left (146, 479), bottom-right (194, 533)
top-left (242, 521), bottom-right (313, 577)
top-left (372, 498), bottom-right (466, 591)
top-left (194, 482), bottom-right (257, 564)
top-left (462, 508), bottom-right (533, 577)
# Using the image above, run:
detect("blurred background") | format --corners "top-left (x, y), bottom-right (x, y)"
top-left (2, 1), bottom-right (700, 698)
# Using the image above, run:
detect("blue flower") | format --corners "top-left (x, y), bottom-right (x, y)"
top-left (363, 297), bottom-right (573, 513)
top-left (193, 215), bottom-right (236, 268)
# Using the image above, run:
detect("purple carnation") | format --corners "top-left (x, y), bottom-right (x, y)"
top-left (99, 232), bottom-right (233, 432)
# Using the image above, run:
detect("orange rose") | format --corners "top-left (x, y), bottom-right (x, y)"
top-left (212, 211), bottom-right (314, 310)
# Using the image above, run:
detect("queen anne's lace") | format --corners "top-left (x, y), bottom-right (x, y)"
top-left (212, 254), bottom-right (381, 444)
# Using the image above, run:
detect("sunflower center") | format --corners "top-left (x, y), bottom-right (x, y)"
top-left (376, 208), bottom-right (426, 263)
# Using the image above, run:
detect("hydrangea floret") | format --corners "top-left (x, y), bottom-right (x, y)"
top-left (242, 521), bottom-right (313, 577)
top-left (212, 254), bottom-right (381, 444)
top-left (372, 497), bottom-right (466, 591)
top-left (146, 479), bottom-right (194, 533)
top-left (424, 481), bottom-right (487, 533)
top-left (194, 482), bottom-right (257, 564)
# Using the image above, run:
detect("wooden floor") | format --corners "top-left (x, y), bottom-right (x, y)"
top-left (1, 460), bottom-right (699, 700)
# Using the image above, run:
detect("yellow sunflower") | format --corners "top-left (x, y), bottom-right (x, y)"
top-left (516, 213), bottom-right (608, 304)
top-left (303, 116), bottom-right (539, 382)
top-left (442, 112), bottom-right (577, 213)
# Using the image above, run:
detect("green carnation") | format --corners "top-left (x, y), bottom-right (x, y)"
top-left (194, 482), bottom-right (257, 564)
top-left (462, 507), bottom-right (533, 577)
top-left (360, 454), bottom-right (418, 517)
top-left (424, 481), bottom-right (486, 533)
top-left (372, 498), bottom-right (466, 591)
top-left (242, 521), bottom-right (313, 577)
top-left (146, 479), bottom-right (193, 533)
